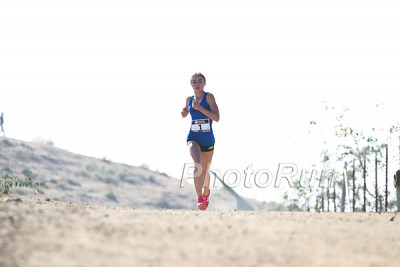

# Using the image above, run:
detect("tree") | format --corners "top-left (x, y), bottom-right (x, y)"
top-left (285, 101), bottom-right (400, 212)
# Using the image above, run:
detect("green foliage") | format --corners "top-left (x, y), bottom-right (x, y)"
top-left (292, 179), bottom-right (313, 210)
top-left (76, 169), bottom-right (89, 177)
top-left (0, 166), bottom-right (48, 195)
top-left (1, 138), bottom-right (13, 147)
top-left (49, 178), bottom-right (58, 184)
top-left (67, 179), bottom-right (81, 187)
top-left (2, 164), bottom-right (11, 173)
top-left (304, 102), bottom-right (400, 212)
top-left (85, 163), bottom-right (97, 172)
top-left (95, 167), bottom-right (118, 185)
top-left (280, 191), bottom-right (302, 211)
top-left (117, 169), bottom-right (129, 180)
top-left (148, 175), bottom-right (159, 185)
top-left (22, 168), bottom-right (36, 179)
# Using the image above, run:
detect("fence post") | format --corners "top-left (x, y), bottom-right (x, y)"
top-left (396, 170), bottom-right (400, 211)
top-left (352, 159), bottom-right (356, 212)
top-left (363, 150), bottom-right (367, 212)
top-left (397, 188), bottom-right (400, 212)
top-left (333, 182), bottom-right (336, 212)
top-left (341, 162), bottom-right (350, 212)
top-left (321, 187), bottom-right (325, 212)
top-left (385, 144), bottom-right (388, 212)
top-left (375, 149), bottom-right (378, 212)
top-left (327, 185), bottom-right (330, 212)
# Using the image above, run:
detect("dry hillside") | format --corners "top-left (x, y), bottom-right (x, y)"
top-left (0, 138), bottom-right (273, 210)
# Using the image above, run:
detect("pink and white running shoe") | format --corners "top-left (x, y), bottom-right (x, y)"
top-left (202, 190), bottom-right (210, 210)
top-left (197, 197), bottom-right (206, 210)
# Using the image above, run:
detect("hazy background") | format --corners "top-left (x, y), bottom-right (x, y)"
top-left (1, 0), bottom-right (400, 202)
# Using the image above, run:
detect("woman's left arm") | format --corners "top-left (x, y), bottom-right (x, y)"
top-left (196, 93), bottom-right (220, 122)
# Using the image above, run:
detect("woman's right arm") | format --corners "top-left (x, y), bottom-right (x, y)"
top-left (181, 97), bottom-right (190, 118)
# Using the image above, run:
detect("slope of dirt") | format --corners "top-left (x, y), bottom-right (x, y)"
top-left (0, 138), bottom-right (273, 211)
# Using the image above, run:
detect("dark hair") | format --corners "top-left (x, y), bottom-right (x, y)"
top-left (191, 72), bottom-right (206, 84)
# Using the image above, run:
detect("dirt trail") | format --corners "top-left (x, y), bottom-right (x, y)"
top-left (1, 195), bottom-right (399, 267)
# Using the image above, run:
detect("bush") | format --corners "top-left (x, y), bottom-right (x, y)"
top-left (1, 139), bottom-right (13, 147)
top-left (0, 167), bottom-right (47, 195)
top-left (85, 163), bottom-right (97, 172)
top-left (105, 192), bottom-right (118, 203)
top-left (67, 179), bottom-right (81, 187)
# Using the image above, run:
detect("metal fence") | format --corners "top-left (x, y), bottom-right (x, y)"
top-left (318, 136), bottom-right (400, 212)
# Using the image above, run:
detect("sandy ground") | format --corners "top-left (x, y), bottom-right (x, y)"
top-left (1, 195), bottom-right (399, 267)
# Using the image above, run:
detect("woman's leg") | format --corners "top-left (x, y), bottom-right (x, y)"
top-left (201, 150), bottom-right (214, 196)
top-left (187, 141), bottom-right (204, 198)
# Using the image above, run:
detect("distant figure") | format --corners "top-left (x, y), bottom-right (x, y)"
top-left (0, 113), bottom-right (4, 136)
top-left (395, 170), bottom-right (400, 211)
top-left (395, 170), bottom-right (400, 188)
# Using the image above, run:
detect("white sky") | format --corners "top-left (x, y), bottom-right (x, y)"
top-left (1, 0), bottom-right (400, 202)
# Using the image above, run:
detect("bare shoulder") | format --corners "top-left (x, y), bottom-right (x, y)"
top-left (206, 92), bottom-right (217, 104)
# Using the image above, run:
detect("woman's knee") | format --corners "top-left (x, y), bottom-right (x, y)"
top-left (194, 162), bottom-right (203, 178)
top-left (201, 162), bottom-right (210, 174)
top-left (192, 154), bottom-right (202, 166)
top-left (188, 141), bottom-right (202, 162)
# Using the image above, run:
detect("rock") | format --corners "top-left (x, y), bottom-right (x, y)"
top-left (3, 198), bottom-right (22, 203)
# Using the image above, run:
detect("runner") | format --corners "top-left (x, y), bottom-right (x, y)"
top-left (181, 73), bottom-right (220, 210)
top-left (0, 113), bottom-right (4, 136)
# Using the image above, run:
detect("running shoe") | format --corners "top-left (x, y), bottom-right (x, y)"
top-left (197, 196), bottom-right (206, 210)
top-left (202, 190), bottom-right (210, 210)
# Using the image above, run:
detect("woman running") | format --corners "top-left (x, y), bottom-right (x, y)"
top-left (181, 73), bottom-right (220, 210)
